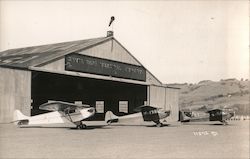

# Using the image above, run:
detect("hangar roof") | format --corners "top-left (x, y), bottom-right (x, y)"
top-left (0, 35), bottom-right (174, 87)
top-left (0, 36), bottom-right (111, 69)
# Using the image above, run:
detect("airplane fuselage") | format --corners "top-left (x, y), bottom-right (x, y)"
top-left (105, 108), bottom-right (171, 127)
top-left (180, 109), bottom-right (234, 124)
top-left (17, 107), bottom-right (95, 127)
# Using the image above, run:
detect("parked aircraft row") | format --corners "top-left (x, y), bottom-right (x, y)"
top-left (13, 101), bottom-right (235, 129)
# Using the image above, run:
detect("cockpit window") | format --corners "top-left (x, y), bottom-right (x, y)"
top-left (64, 108), bottom-right (76, 114)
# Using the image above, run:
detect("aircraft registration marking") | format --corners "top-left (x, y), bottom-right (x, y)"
top-left (142, 109), bottom-right (158, 115)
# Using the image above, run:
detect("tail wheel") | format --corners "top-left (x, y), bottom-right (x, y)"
top-left (156, 123), bottom-right (163, 127)
top-left (107, 120), bottom-right (112, 125)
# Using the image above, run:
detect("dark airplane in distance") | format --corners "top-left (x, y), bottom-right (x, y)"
top-left (179, 108), bottom-right (234, 125)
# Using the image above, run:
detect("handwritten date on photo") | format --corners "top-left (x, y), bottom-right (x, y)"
top-left (193, 131), bottom-right (218, 136)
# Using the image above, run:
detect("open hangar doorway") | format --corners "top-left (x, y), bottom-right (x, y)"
top-left (31, 71), bottom-right (147, 120)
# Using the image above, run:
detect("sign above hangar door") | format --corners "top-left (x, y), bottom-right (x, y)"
top-left (65, 53), bottom-right (146, 81)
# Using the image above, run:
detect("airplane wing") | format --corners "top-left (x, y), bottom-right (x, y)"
top-left (133, 105), bottom-right (161, 122)
top-left (206, 108), bottom-right (221, 112)
top-left (206, 108), bottom-right (223, 115)
top-left (39, 101), bottom-right (90, 112)
top-left (133, 105), bottom-right (159, 112)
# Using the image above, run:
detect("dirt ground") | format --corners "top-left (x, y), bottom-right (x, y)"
top-left (0, 121), bottom-right (249, 159)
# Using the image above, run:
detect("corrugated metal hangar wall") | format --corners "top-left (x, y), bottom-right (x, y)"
top-left (0, 35), bottom-right (179, 123)
top-left (0, 68), bottom-right (31, 122)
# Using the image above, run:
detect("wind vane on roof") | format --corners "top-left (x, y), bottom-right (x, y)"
top-left (107, 16), bottom-right (115, 51)
top-left (107, 16), bottom-right (115, 37)
top-left (108, 16), bottom-right (115, 27)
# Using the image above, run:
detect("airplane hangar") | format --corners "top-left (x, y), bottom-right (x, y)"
top-left (0, 32), bottom-right (179, 123)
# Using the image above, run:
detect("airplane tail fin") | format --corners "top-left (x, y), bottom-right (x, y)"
top-left (13, 110), bottom-right (29, 125)
top-left (178, 111), bottom-right (190, 122)
top-left (105, 111), bottom-right (119, 124)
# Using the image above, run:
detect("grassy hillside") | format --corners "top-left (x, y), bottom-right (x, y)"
top-left (168, 78), bottom-right (249, 115)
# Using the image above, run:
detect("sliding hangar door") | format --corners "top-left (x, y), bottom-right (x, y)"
top-left (31, 71), bottom-right (147, 120)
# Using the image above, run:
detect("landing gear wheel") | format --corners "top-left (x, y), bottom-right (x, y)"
top-left (221, 121), bottom-right (228, 126)
top-left (76, 123), bottom-right (87, 129)
top-left (80, 124), bottom-right (87, 129)
top-left (156, 123), bottom-right (163, 127)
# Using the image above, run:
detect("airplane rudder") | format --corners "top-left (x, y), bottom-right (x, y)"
top-left (105, 111), bottom-right (118, 122)
top-left (13, 110), bottom-right (20, 121)
top-left (13, 110), bottom-right (28, 121)
top-left (105, 111), bottom-right (112, 122)
top-left (178, 111), bottom-right (185, 121)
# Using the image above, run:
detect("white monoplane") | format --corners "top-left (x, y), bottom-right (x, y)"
top-left (13, 101), bottom-right (95, 129)
top-left (105, 105), bottom-right (171, 127)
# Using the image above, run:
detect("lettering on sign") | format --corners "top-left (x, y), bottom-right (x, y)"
top-left (65, 53), bottom-right (146, 81)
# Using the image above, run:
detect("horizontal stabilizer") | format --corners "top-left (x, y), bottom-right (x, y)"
top-left (16, 119), bottom-right (29, 125)
top-left (179, 111), bottom-right (191, 122)
top-left (133, 105), bottom-right (157, 112)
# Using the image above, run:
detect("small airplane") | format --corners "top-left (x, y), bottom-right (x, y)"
top-left (13, 101), bottom-right (95, 129)
top-left (105, 105), bottom-right (171, 127)
top-left (179, 108), bottom-right (234, 125)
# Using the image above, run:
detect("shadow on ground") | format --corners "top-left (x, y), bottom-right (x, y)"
top-left (69, 125), bottom-right (111, 130)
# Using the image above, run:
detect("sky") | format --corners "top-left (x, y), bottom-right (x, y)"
top-left (0, 0), bottom-right (249, 84)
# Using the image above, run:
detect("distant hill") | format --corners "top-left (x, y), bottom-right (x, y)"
top-left (167, 78), bottom-right (249, 115)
